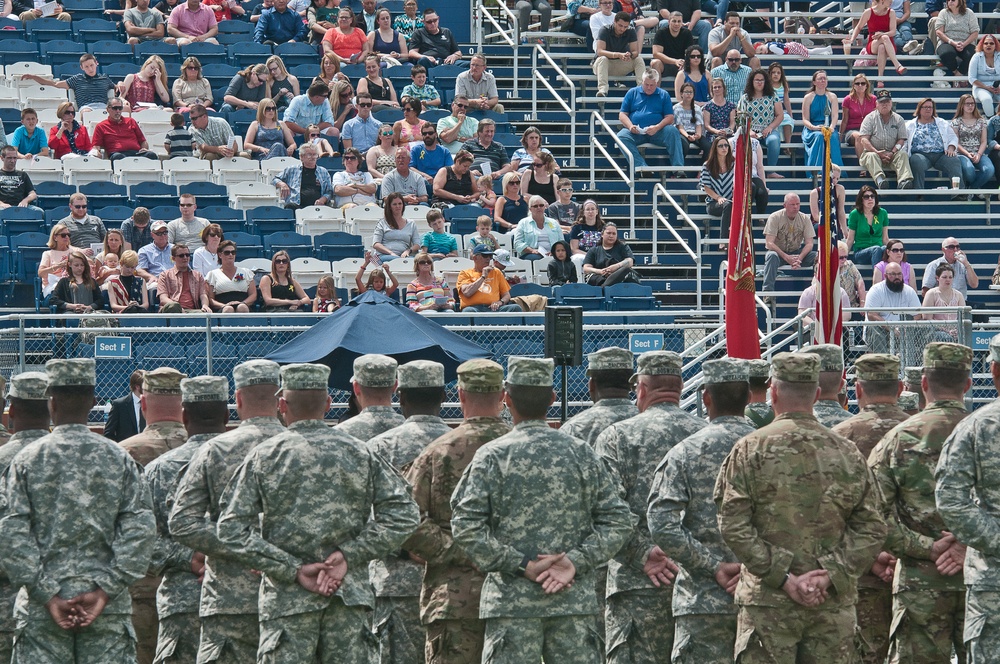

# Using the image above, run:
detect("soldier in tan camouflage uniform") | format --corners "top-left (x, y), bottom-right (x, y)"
top-left (451, 357), bottom-right (634, 664)
top-left (217, 363), bottom-right (420, 663)
top-left (168, 360), bottom-right (285, 664)
top-left (715, 353), bottom-right (887, 663)
top-left (832, 354), bottom-right (910, 664)
top-left (799, 344), bottom-right (852, 428)
top-left (647, 358), bottom-right (755, 664)
top-left (403, 359), bottom-right (510, 664)
top-left (337, 354), bottom-right (406, 441)
top-left (119, 366), bottom-right (188, 664)
top-left (0, 372), bottom-right (50, 663)
top-left (900, 366), bottom-right (925, 415)
top-left (744, 359), bottom-right (774, 429)
top-left (146, 376), bottom-right (229, 664)
top-left (869, 342), bottom-right (972, 664)
top-left (367, 360), bottom-right (453, 664)
top-left (936, 333), bottom-right (1000, 664)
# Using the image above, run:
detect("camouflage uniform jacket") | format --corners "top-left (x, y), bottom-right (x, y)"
top-left (0, 423), bottom-right (12, 448)
top-left (744, 402), bottom-right (774, 429)
top-left (647, 415), bottom-right (755, 616)
top-left (403, 416), bottom-right (510, 624)
top-left (146, 433), bottom-right (216, 619)
top-left (594, 401), bottom-right (707, 596)
top-left (814, 399), bottom-right (852, 429)
top-left (936, 399), bottom-right (1000, 590)
top-left (832, 402), bottom-right (911, 590)
top-left (451, 419), bottom-right (634, 619)
top-left (168, 416), bottom-right (285, 617)
top-left (715, 411), bottom-right (887, 609)
top-left (0, 424), bottom-right (155, 619)
top-left (559, 399), bottom-right (639, 448)
top-left (337, 405), bottom-right (406, 442)
top-left (366, 414), bottom-right (452, 599)
top-left (869, 399), bottom-right (968, 592)
top-left (120, 420), bottom-right (188, 468)
top-left (217, 419), bottom-right (419, 620)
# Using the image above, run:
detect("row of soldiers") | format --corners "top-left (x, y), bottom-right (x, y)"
top-left (0, 335), bottom-right (995, 663)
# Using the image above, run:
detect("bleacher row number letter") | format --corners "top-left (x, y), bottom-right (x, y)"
top-left (622, 231), bottom-right (632, 240)
top-left (505, 90), bottom-right (516, 98)
top-left (601, 207), bottom-right (608, 215)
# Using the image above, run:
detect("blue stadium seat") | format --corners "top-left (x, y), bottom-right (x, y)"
top-left (180, 182), bottom-right (229, 208)
top-left (135, 41), bottom-right (180, 67)
top-left (428, 64), bottom-right (464, 104)
top-left (228, 230), bottom-right (264, 258)
top-left (0, 108), bottom-right (23, 136)
top-left (420, 108), bottom-right (449, 123)
top-left (0, 18), bottom-right (26, 40)
top-left (217, 19), bottom-right (252, 36)
top-left (246, 206), bottom-right (294, 235)
top-left (34, 181), bottom-right (76, 211)
top-left (149, 205), bottom-right (181, 221)
top-left (263, 231), bottom-right (311, 259)
top-left (273, 42), bottom-right (316, 68)
top-left (509, 282), bottom-right (551, 298)
top-left (553, 283), bottom-right (604, 310)
top-left (604, 283), bottom-right (657, 310)
top-left (200, 205), bottom-right (245, 222)
top-left (373, 108), bottom-right (404, 124)
top-left (40, 40), bottom-right (86, 68)
top-left (313, 231), bottom-right (364, 261)
top-left (136, 341), bottom-right (188, 372)
top-left (90, 40), bottom-right (133, 66)
top-left (94, 206), bottom-right (135, 225)
top-left (228, 108), bottom-right (256, 138)
top-left (9, 232), bottom-right (50, 282)
top-left (181, 42), bottom-right (227, 66)
top-left (131, 181), bottom-right (179, 209)
top-left (45, 207), bottom-right (70, 226)
top-left (289, 63), bottom-right (320, 81)
top-left (340, 63), bottom-right (365, 79)
top-left (227, 42), bottom-right (271, 68)
top-left (0, 40), bottom-right (37, 67)
top-left (202, 63), bottom-right (239, 90)
top-left (75, 20), bottom-right (122, 44)
top-left (53, 62), bottom-right (81, 80)
top-left (25, 18), bottom-right (72, 44)
top-left (80, 181), bottom-right (129, 209)
top-left (0, 208), bottom-right (45, 238)
top-left (62, 0), bottom-right (107, 21)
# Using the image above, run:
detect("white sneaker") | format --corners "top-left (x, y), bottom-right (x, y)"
top-left (903, 39), bottom-right (920, 54)
top-left (815, 45), bottom-right (833, 56)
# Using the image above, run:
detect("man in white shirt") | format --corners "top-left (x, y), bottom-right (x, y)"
top-left (866, 261), bottom-right (923, 356)
top-left (921, 236), bottom-right (979, 297)
top-left (166, 194), bottom-right (210, 250)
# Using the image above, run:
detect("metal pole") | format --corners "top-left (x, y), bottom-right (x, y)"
top-left (561, 364), bottom-right (568, 423)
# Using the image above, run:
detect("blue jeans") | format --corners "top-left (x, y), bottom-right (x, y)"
top-left (762, 248), bottom-right (816, 292)
top-left (853, 244), bottom-right (884, 268)
top-left (894, 20), bottom-right (913, 49)
top-left (462, 303), bottom-right (522, 312)
top-left (763, 128), bottom-right (781, 167)
top-left (959, 154), bottom-right (995, 190)
top-left (617, 124), bottom-right (684, 168)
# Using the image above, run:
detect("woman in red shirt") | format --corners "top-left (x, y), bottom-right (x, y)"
top-left (47, 101), bottom-right (92, 159)
top-left (321, 6), bottom-right (368, 65)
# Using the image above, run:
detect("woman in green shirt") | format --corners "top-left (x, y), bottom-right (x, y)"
top-left (846, 184), bottom-right (890, 267)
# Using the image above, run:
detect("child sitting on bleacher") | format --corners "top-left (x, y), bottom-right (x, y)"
top-left (468, 215), bottom-right (499, 252)
top-left (475, 174), bottom-right (497, 210)
top-left (10, 108), bottom-right (49, 160)
top-left (546, 178), bottom-right (579, 231)
top-left (164, 113), bottom-right (194, 158)
top-left (420, 209), bottom-right (459, 259)
top-left (313, 275), bottom-right (342, 313)
top-left (355, 253), bottom-right (399, 296)
top-left (547, 240), bottom-right (577, 286)
top-left (400, 66), bottom-right (441, 110)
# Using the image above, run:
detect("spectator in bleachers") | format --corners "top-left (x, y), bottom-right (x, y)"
top-left (708, 12), bottom-right (759, 70)
top-left (189, 103), bottom-right (250, 160)
top-left (921, 236), bottom-right (979, 296)
top-left (410, 123), bottom-right (452, 182)
top-left (49, 251), bottom-right (104, 314)
top-left (674, 45), bottom-right (710, 106)
top-left (737, 68), bottom-right (782, 169)
top-left (768, 62), bottom-right (794, 151)
top-left (934, 0), bottom-right (979, 79)
top-left (157, 242), bottom-right (212, 312)
top-left (797, 262), bottom-right (852, 329)
top-left (124, 0), bottom-right (166, 45)
top-left (432, 148), bottom-right (479, 206)
top-left (38, 224), bottom-right (74, 296)
top-left (922, 263), bottom-right (964, 341)
top-left (658, 0), bottom-right (710, 55)
top-left (357, 55), bottom-right (400, 111)
top-left (167, 194), bottom-right (209, 249)
top-left (47, 102), bottom-right (92, 160)
top-left (393, 98), bottom-right (428, 148)
top-left (96, 229), bottom-right (125, 282)
top-left (400, 66), bottom-right (441, 111)
top-left (267, 55), bottom-right (303, 112)
top-left (456, 54), bottom-right (504, 113)
top-left (220, 64), bottom-right (271, 113)
top-left (421, 208), bottom-right (458, 259)
top-left (273, 143), bottom-right (334, 209)
top-left (463, 118), bottom-right (513, 181)
top-left (494, 171), bottom-right (527, 232)
top-left (858, 88), bottom-right (913, 189)
top-left (301, 123), bottom-right (337, 157)
top-left (136, 220), bottom-right (172, 284)
top-left (204, 0), bottom-right (245, 22)
top-left (520, 150), bottom-right (558, 203)
top-left (593, 11), bottom-right (646, 99)
top-left (761, 192), bottom-right (816, 295)
top-left (864, 260), bottom-right (922, 353)
top-left (332, 146), bottom-right (377, 207)
top-left (12, 0), bottom-right (69, 21)
top-left (372, 192), bottom-right (420, 260)
top-left (547, 178), bottom-right (579, 227)
top-left (406, 252), bottom-right (455, 312)
top-left (341, 92), bottom-right (381, 154)
top-left (893, 0), bottom-right (917, 53)
top-left (846, 184), bottom-right (889, 267)
top-left (165, 0), bottom-right (219, 46)
top-left (702, 77), bottom-right (735, 138)
top-left (58, 193), bottom-right (104, 250)
top-left (583, 222), bottom-right (639, 286)
top-left (284, 81), bottom-right (337, 138)
top-left (356, 0), bottom-right (376, 31)
top-left (809, 163), bottom-right (847, 238)
top-left (652, 12), bottom-right (694, 81)
top-left (510, 126), bottom-right (557, 174)
top-left (457, 245), bottom-right (520, 311)
top-left (164, 112), bottom-right (194, 156)
top-left (437, 96), bottom-right (479, 155)
top-left (841, 73), bottom-right (877, 162)
top-left (843, 0), bottom-right (907, 85)
top-left (838, 240), bottom-right (867, 307)
top-left (675, 81), bottom-right (709, 159)
top-left (952, 93), bottom-right (994, 194)
top-left (206, 240), bottom-right (257, 312)
top-left (394, 0), bottom-right (422, 39)
top-left (970, 36), bottom-right (1000, 117)
top-left (407, 7), bottom-right (463, 69)
top-left (368, 7), bottom-right (407, 67)
top-left (107, 250), bottom-right (151, 313)
top-left (366, 122), bottom-right (399, 178)
top-left (245, 98), bottom-right (296, 160)
top-left (153, 0), bottom-right (181, 18)
top-left (469, 214), bottom-right (499, 252)
top-left (474, 173), bottom-right (496, 210)
top-left (120, 56), bottom-right (172, 109)
top-left (873, 238), bottom-right (918, 290)
top-left (192, 223), bottom-right (222, 275)
top-left (171, 56), bottom-right (213, 111)
top-left (381, 147), bottom-right (429, 204)
top-left (9, 108), bottom-right (48, 159)
top-left (906, 97), bottom-right (963, 193)
top-left (617, 67), bottom-right (685, 171)
top-left (801, 70), bottom-right (843, 174)
top-left (314, 52), bottom-right (346, 88)
top-left (24, 55), bottom-right (116, 111)
top-left (254, 0), bottom-right (306, 44)
top-left (569, 199), bottom-right (604, 278)
top-left (547, 240), bottom-right (577, 286)
top-left (121, 207), bottom-right (152, 251)
top-left (322, 6), bottom-right (369, 65)
top-left (700, 135), bottom-right (734, 236)
top-left (312, 275), bottom-right (341, 312)
top-left (513, 194), bottom-right (562, 260)
top-left (709, 49), bottom-right (750, 106)
top-left (355, 254), bottom-right (398, 295)
top-left (308, 1), bottom-right (338, 45)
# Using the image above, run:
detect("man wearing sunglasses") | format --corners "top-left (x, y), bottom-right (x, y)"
top-left (406, 8), bottom-right (462, 68)
top-left (157, 243), bottom-right (212, 313)
top-left (437, 96), bottom-right (479, 155)
top-left (90, 98), bottom-right (158, 162)
top-left (60, 193), bottom-right (107, 250)
top-left (593, 11), bottom-right (646, 98)
top-left (0, 146), bottom-right (41, 212)
top-left (921, 237), bottom-right (979, 298)
top-left (341, 92), bottom-right (381, 154)
top-left (167, 194), bottom-right (210, 250)
top-left (410, 124), bottom-right (453, 183)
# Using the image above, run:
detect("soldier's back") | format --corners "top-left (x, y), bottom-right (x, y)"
top-left (119, 420), bottom-right (188, 468)
top-left (560, 398), bottom-right (638, 448)
top-left (337, 405), bottom-right (406, 442)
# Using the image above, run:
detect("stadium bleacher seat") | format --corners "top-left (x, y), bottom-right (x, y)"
top-left (228, 42), bottom-right (272, 68)
top-left (554, 283), bottom-right (604, 310)
top-left (313, 231), bottom-right (364, 261)
top-left (162, 157), bottom-right (212, 186)
top-left (26, 18), bottom-right (71, 44)
top-left (80, 181), bottom-right (129, 209)
top-left (212, 157), bottom-right (261, 186)
top-left (135, 41), bottom-right (180, 67)
top-left (248, 207), bottom-right (296, 236)
top-left (216, 19), bottom-right (253, 46)
top-left (274, 42), bottom-right (316, 68)
top-left (131, 182), bottom-right (179, 209)
top-left (34, 181), bottom-right (75, 210)
top-left (113, 156), bottom-right (163, 189)
top-left (202, 63), bottom-right (239, 90)
top-left (0, 41), bottom-right (37, 68)
top-left (94, 206), bottom-right (135, 225)
top-left (180, 42), bottom-right (227, 66)
top-left (62, 0), bottom-right (108, 21)
top-left (149, 205), bottom-right (181, 221)
top-left (289, 64), bottom-right (320, 81)
top-left (77, 22), bottom-right (124, 46)
top-left (604, 283), bottom-right (657, 310)
top-left (0, 18), bottom-right (26, 40)
top-left (180, 182), bottom-right (230, 208)
top-left (228, 231), bottom-right (265, 258)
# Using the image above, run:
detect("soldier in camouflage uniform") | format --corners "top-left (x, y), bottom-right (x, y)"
top-left (367, 360), bottom-right (453, 664)
top-left (900, 366), bottom-right (925, 414)
top-left (593, 350), bottom-right (706, 663)
top-left (935, 333), bottom-right (1000, 664)
top-left (647, 358), bottom-right (755, 664)
top-left (217, 363), bottom-right (420, 663)
top-left (451, 357), bottom-right (634, 664)
top-left (744, 359), bottom-right (774, 429)
top-left (0, 372), bottom-right (50, 663)
top-left (403, 359), bottom-right (510, 664)
top-left (168, 359), bottom-right (285, 664)
top-left (0, 358), bottom-right (156, 664)
top-left (715, 353), bottom-right (887, 663)
top-left (799, 344), bottom-right (852, 428)
top-left (146, 376), bottom-right (229, 664)
top-left (869, 342), bottom-right (972, 664)
top-left (898, 392), bottom-right (919, 413)
top-left (831, 354), bottom-right (910, 664)
top-left (337, 354), bottom-right (406, 441)
top-left (119, 366), bottom-right (188, 664)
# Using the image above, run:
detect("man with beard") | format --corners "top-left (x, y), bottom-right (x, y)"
top-left (410, 124), bottom-right (453, 185)
top-left (864, 261), bottom-right (922, 355)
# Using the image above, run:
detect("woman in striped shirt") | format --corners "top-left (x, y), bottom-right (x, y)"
top-left (699, 135), bottom-right (735, 238)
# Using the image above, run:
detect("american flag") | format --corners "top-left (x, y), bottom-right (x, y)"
top-left (814, 128), bottom-right (843, 345)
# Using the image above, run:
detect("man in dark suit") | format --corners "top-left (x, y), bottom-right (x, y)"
top-left (105, 369), bottom-right (145, 441)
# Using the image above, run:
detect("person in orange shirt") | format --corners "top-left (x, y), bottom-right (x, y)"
top-left (456, 246), bottom-right (522, 312)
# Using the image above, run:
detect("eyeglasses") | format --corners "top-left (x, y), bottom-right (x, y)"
top-left (838, 255), bottom-right (848, 261)
top-left (404, 107), bottom-right (417, 112)
top-left (189, 114), bottom-right (204, 120)
top-left (274, 258), bottom-right (289, 264)
top-left (221, 249), bottom-right (237, 255)
top-left (862, 193), bottom-right (875, 199)
top-left (530, 203), bottom-right (545, 208)
top-left (381, 130), bottom-right (394, 136)
top-left (532, 162), bottom-right (544, 167)
top-left (508, 179), bottom-right (521, 185)
top-left (689, 54), bottom-right (702, 59)
top-left (421, 131), bottom-right (436, 136)
top-left (343, 155), bottom-right (358, 161)
top-left (56, 232), bottom-right (70, 238)
top-left (558, 187), bottom-right (573, 192)
top-left (72, 204), bottom-right (87, 209)
top-left (945, 244), bottom-right (960, 249)
top-left (64, 110), bottom-right (76, 116)
top-left (152, 230), bottom-right (168, 236)
top-left (207, 232), bottom-right (221, 237)
top-left (185, 65), bottom-right (200, 70)
top-left (726, 57), bottom-right (740, 62)
top-left (853, 81), bottom-right (867, 86)
top-left (425, 17), bottom-right (438, 22)
top-left (109, 105), bottom-right (123, 111)
top-left (454, 103), bottom-right (466, 109)
top-left (417, 260), bottom-right (432, 266)
top-left (174, 253), bottom-right (191, 259)
top-left (179, 203), bottom-right (195, 207)
top-left (309, 133), bottom-right (319, 138)
top-left (358, 102), bottom-right (372, 108)
top-left (889, 247), bottom-right (904, 252)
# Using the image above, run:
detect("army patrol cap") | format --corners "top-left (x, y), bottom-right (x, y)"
top-left (143, 367), bottom-right (186, 395)
top-left (586, 347), bottom-right (633, 376)
top-left (703, 358), bottom-right (748, 384)
top-left (5, 372), bottom-right (48, 400)
top-left (233, 359), bottom-right (281, 389)
top-left (747, 359), bottom-right (771, 380)
top-left (904, 366), bottom-right (924, 385)
top-left (506, 356), bottom-right (554, 387)
top-left (280, 363), bottom-right (331, 391)
top-left (45, 358), bottom-right (96, 392)
top-left (854, 354), bottom-right (900, 382)
top-left (629, 350), bottom-right (683, 387)
top-left (770, 352), bottom-right (820, 383)
top-left (799, 344), bottom-right (844, 373)
top-left (457, 359), bottom-right (504, 393)
top-left (923, 342), bottom-right (973, 371)
top-left (181, 376), bottom-right (229, 403)
top-left (990, 333), bottom-right (1000, 363)
top-left (898, 391), bottom-right (919, 411)
top-left (397, 360), bottom-right (445, 388)
top-left (351, 354), bottom-right (398, 388)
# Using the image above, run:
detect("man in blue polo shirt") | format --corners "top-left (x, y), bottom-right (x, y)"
top-left (253, 0), bottom-right (306, 44)
top-left (410, 123), bottom-right (453, 183)
top-left (617, 67), bottom-right (684, 170)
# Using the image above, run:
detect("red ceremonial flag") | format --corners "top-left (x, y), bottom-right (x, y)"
top-left (814, 128), bottom-right (843, 345)
top-left (725, 120), bottom-right (761, 359)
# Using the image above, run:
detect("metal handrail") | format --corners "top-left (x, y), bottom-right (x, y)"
top-left (651, 183), bottom-right (702, 308)
top-left (588, 111), bottom-right (634, 233)
top-left (531, 45), bottom-right (576, 164)
top-left (718, 259), bottom-right (774, 335)
top-left (475, 1), bottom-right (520, 89)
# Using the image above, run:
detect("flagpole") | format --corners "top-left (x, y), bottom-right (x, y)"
top-left (724, 112), bottom-right (761, 359)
